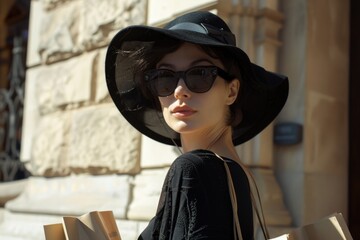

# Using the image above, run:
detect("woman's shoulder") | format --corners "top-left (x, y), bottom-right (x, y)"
top-left (173, 149), bottom-right (220, 166)
top-left (173, 149), bottom-right (242, 165)
top-left (164, 150), bottom-right (214, 188)
top-left (169, 149), bottom-right (226, 176)
top-left (172, 149), bottom-right (248, 179)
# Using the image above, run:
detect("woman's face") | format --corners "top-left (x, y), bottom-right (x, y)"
top-left (156, 42), bottom-right (239, 137)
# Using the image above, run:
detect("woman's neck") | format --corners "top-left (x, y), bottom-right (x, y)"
top-left (180, 126), bottom-right (241, 162)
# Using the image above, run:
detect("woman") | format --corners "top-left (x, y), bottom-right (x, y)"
top-left (105, 11), bottom-right (288, 240)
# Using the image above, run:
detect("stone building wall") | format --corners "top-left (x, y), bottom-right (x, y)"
top-left (1, 0), bottom-right (293, 239)
top-left (22, 0), bottom-right (146, 176)
top-left (276, 0), bottom-right (349, 226)
top-left (0, 0), bottom-right (351, 239)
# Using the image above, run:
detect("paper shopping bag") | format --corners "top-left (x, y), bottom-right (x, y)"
top-left (44, 223), bottom-right (66, 240)
top-left (270, 213), bottom-right (353, 240)
top-left (44, 210), bottom-right (121, 240)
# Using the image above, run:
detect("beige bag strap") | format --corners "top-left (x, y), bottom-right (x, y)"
top-left (215, 153), bottom-right (243, 240)
top-left (247, 171), bottom-right (270, 239)
top-left (215, 153), bottom-right (270, 240)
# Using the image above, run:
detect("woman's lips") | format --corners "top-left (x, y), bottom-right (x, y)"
top-left (171, 106), bottom-right (196, 118)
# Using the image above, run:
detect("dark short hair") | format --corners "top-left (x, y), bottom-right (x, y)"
top-left (124, 39), bottom-right (243, 126)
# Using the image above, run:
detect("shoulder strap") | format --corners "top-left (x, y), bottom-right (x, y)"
top-left (214, 153), bottom-right (270, 240)
top-left (215, 153), bottom-right (243, 240)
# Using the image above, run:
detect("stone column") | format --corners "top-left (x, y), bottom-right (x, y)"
top-left (276, 0), bottom-right (350, 226)
top-left (219, 0), bottom-right (283, 168)
top-left (218, 0), bottom-right (292, 237)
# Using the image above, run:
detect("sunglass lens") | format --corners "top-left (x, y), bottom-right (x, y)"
top-left (186, 67), bottom-right (216, 93)
top-left (154, 70), bottom-right (178, 97)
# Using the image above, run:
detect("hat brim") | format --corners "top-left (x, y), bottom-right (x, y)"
top-left (105, 26), bottom-right (289, 146)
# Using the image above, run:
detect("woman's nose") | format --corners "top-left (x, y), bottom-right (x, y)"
top-left (174, 78), bottom-right (191, 99)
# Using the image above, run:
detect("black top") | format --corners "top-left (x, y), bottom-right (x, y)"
top-left (138, 149), bottom-right (254, 240)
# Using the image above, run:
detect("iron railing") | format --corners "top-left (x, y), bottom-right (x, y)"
top-left (0, 36), bottom-right (30, 182)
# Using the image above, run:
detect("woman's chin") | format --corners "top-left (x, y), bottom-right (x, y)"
top-left (168, 121), bottom-right (196, 134)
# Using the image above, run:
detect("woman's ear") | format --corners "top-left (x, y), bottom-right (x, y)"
top-left (226, 78), bottom-right (240, 105)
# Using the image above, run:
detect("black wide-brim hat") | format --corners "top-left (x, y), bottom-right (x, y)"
top-left (105, 11), bottom-right (289, 146)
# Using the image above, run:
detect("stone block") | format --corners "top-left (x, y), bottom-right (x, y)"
top-left (36, 52), bottom-right (97, 114)
top-left (26, 0), bottom-right (44, 67)
top-left (22, 51), bottom-right (98, 167)
top-left (21, 67), bottom-right (41, 162)
top-left (68, 104), bottom-right (141, 175)
top-left (24, 52), bottom-right (97, 117)
top-left (29, 0), bottom-right (146, 64)
top-left (38, 1), bottom-right (83, 63)
top-left (140, 135), bottom-right (180, 168)
top-left (95, 48), bottom-right (110, 102)
top-left (138, 221), bottom-right (151, 237)
top-left (117, 219), bottom-right (148, 240)
top-left (128, 168), bottom-right (169, 220)
top-left (236, 141), bottom-right (254, 166)
top-left (0, 179), bottom-right (28, 207)
top-left (0, 208), bottom-right (62, 240)
top-left (275, 170), bottom-right (349, 228)
top-left (25, 94), bottom-right (141, 177)
top-left (250, 168), bottom-right (292, 227)
top-left (40, 0), bottom-right (70, 10)
top-left (81, 0), bottom-right (146, 50)
top-left (302, 173), bottom-right (348, 226)
top-left (5, 175), bottom-right (131, 218)
top-left (147, 0), bottom-right (217, 25)
top-left (235, 132), bottom-right (274, 168)
top-left (305, 91), bottom-right (348, 174)
top-left (30, 112), bottom-right (69, 176)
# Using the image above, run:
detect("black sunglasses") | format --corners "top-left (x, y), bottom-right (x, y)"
top-left (144, 66), bottom-right (233, 97)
